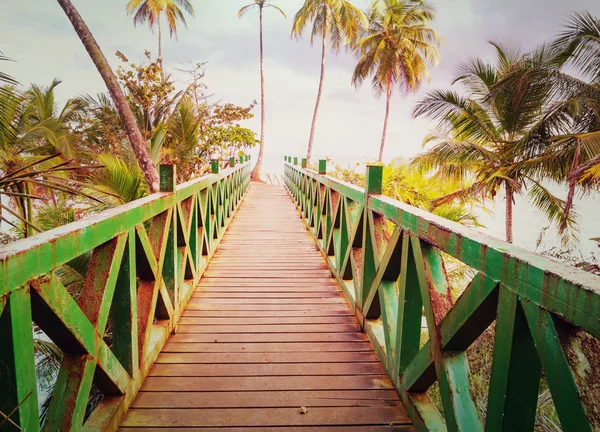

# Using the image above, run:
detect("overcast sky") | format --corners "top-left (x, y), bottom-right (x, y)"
top-left (2, 0), bottom-right (599, 165)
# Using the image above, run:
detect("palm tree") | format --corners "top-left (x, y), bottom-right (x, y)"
top-left (0, 54), bottom-right (19, 141)
top-left (292, 0), bottom-right (367, 162)
top-left (0, 82), bottom-right (105, 236)
top-left (126, 0), bottom-right (195, 59)
top-left (352, 0), bottom-right (441, 162)
top-left (551, 12), bottom-right (600, 190)
top-left (412, 43), bottom-right (577, 244)
top-left (489, 12), bottom-right (600, 232)
top-left (55, 0), bottom-right (160, 193)
top-left (238, 1), bottom-right (286, 181)
top-left (22, 79), bottom-right (87, 158)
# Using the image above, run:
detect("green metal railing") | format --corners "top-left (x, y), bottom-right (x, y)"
top-left (284, 157), bottom-right (600, 432)
top-left (0, 158), bottom-right (251, 431)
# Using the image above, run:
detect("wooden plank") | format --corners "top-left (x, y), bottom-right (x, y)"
top-left (195, 287), bottom-right (341, 293)
top-left (149, 362), bottom-right (384, 377)
top-left (162, 342), bottom-right (373, 353)
top-left (167, 332), bottom-right (368, 343)
top-left (191, 292), bottom-right (343, 298)
top-left (185, 304), bottom-right (353, 312)
top-left (141, 375), bottom-right (395, 391)
top-left (120, 406), bottom-right (410, 427)
top-left (187, 298), bottom-right (347, 304)
top-left (131, 389), bottom-right (401, 408)
top-left (178, 316), bottom-right (354, 325)
top-left (182, 310), bottom-right (354, 317)
top-left (119, 427), bottom-right (414, 432)
top-left (176, 324), bottom-right (360, 334)
top-left (203, 272), bottom-right (333, 278)
top-left (155, 351), bottom-right (378, 364)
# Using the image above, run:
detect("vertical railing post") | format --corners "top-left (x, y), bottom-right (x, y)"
top-left (358, 165), bottom-right (382, 324)
top-left (0, 289), bottom-right (39, 432)
top-left (318, 159), bottom-right (327, 175)
top-left (211, 159), bottom-right (219, 174)
top-left (301, 158), bottom-right (307, 168)
top-left (293, 157), bottom-right (298, 166)
top-left (160, 164), bottom-right (178, 311)
top-left (229, 157), bottom-right (236, 168)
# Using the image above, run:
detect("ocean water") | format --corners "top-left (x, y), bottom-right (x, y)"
top-left (259, 151), bottom-right (600, 259)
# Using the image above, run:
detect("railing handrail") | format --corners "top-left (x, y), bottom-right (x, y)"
top-left (0, 164), bottom-right (245, 293)
top-left (0, 158), bottom-right (252, 431)
top-left (284, 157), bottom-right (600, 432)
top-left (285, 161), bottom-right (600, 294)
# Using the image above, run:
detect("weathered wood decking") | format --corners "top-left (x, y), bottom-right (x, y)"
top-left (119, 183), bottom-right (412, 430)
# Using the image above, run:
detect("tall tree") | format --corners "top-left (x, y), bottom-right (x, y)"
top-left (352, 0), bottom-right (440, 162)
top-left (412, 43), bottom-right (578, 243)
top-left (292, 0), bottom-right (367, 162)
top-left (239, 1), bottom-right (286, 181)
top-left (490, 12), bottom-right (600, 232)
top-left (56, 0), bottom-right (160, 193)
top-left (126, 0), bottom-right (195, 59)
top-left (552, 12), bottom-right (600, 185)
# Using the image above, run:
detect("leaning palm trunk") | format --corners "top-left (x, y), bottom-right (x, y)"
top-left (505, 184), bottom-right (513, 243)
top-left (378, 87), bottom-right (392, 162)
top-left (306, 26), bottom-right (327, 163)
top-left (56, 0), bottom-right (160, 193)
top-left (251, 8), bottom-right (265, 181)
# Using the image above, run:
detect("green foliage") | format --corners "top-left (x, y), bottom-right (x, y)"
top-left (126, 0), bottom-right (195, 56)
top-left (291, 0), bottom-right (367, 50)
top-left (329, 159), bottom-right (483, 227)
top-left (204, 125), bottom-right (258, 161)
top-left (86, 154), bottom-right (147, 207)
top-left (238, 1), bottom-right (286, 19)
top-left (110, 54), bottom-right (257, 179)
top-left (411, 41), bottom-right (594, 243)
top-left (36, 201), bottom-right (75, 231)
top-left (352, 0), bottom-right (441, 96)
top-left (115, 51), bottom-right (178, 138)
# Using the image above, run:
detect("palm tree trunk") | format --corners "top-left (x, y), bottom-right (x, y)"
top-left (378, 87), bottom-right (392, 162)
top-left (562, 141), bottom-right (580, 232)
top-left (251, 7), bottom-right (265, 182)
top-left (505, 184), bottom-right (513, 243)
top-left (25, 183), bottom-right (34, 238)
top-left (158, 15), bottom-right (162, 59)
top-left (56, 0), bottom-right (160, 193)
top-left (306, 24), bottom-right (327, 163)
top-left (571, 150), bottom-right (600, 180)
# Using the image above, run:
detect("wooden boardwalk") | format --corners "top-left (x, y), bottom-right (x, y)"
top-left (119, 183), bottom-right (413, 431)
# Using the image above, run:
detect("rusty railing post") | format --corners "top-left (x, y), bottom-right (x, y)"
top-left (318, 159), bottom-right (327, 175)
top-left (358, 164), bottom-right (382, 324)
top-left (160, 164), bottom-right (178, 310)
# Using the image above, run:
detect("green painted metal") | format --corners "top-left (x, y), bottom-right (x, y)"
top-left (283, 159), bottom-right (600, 432)
top-left (0, 161), bottom-right (251, 431)
top-left (318, 159), bottom-right (327, 174)
top-left (229, 157), bottom-right (236, 167)
top-left (210, 159), bottom-right (219, 173)
top-left (301, 158), bottom-right (307, 168)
